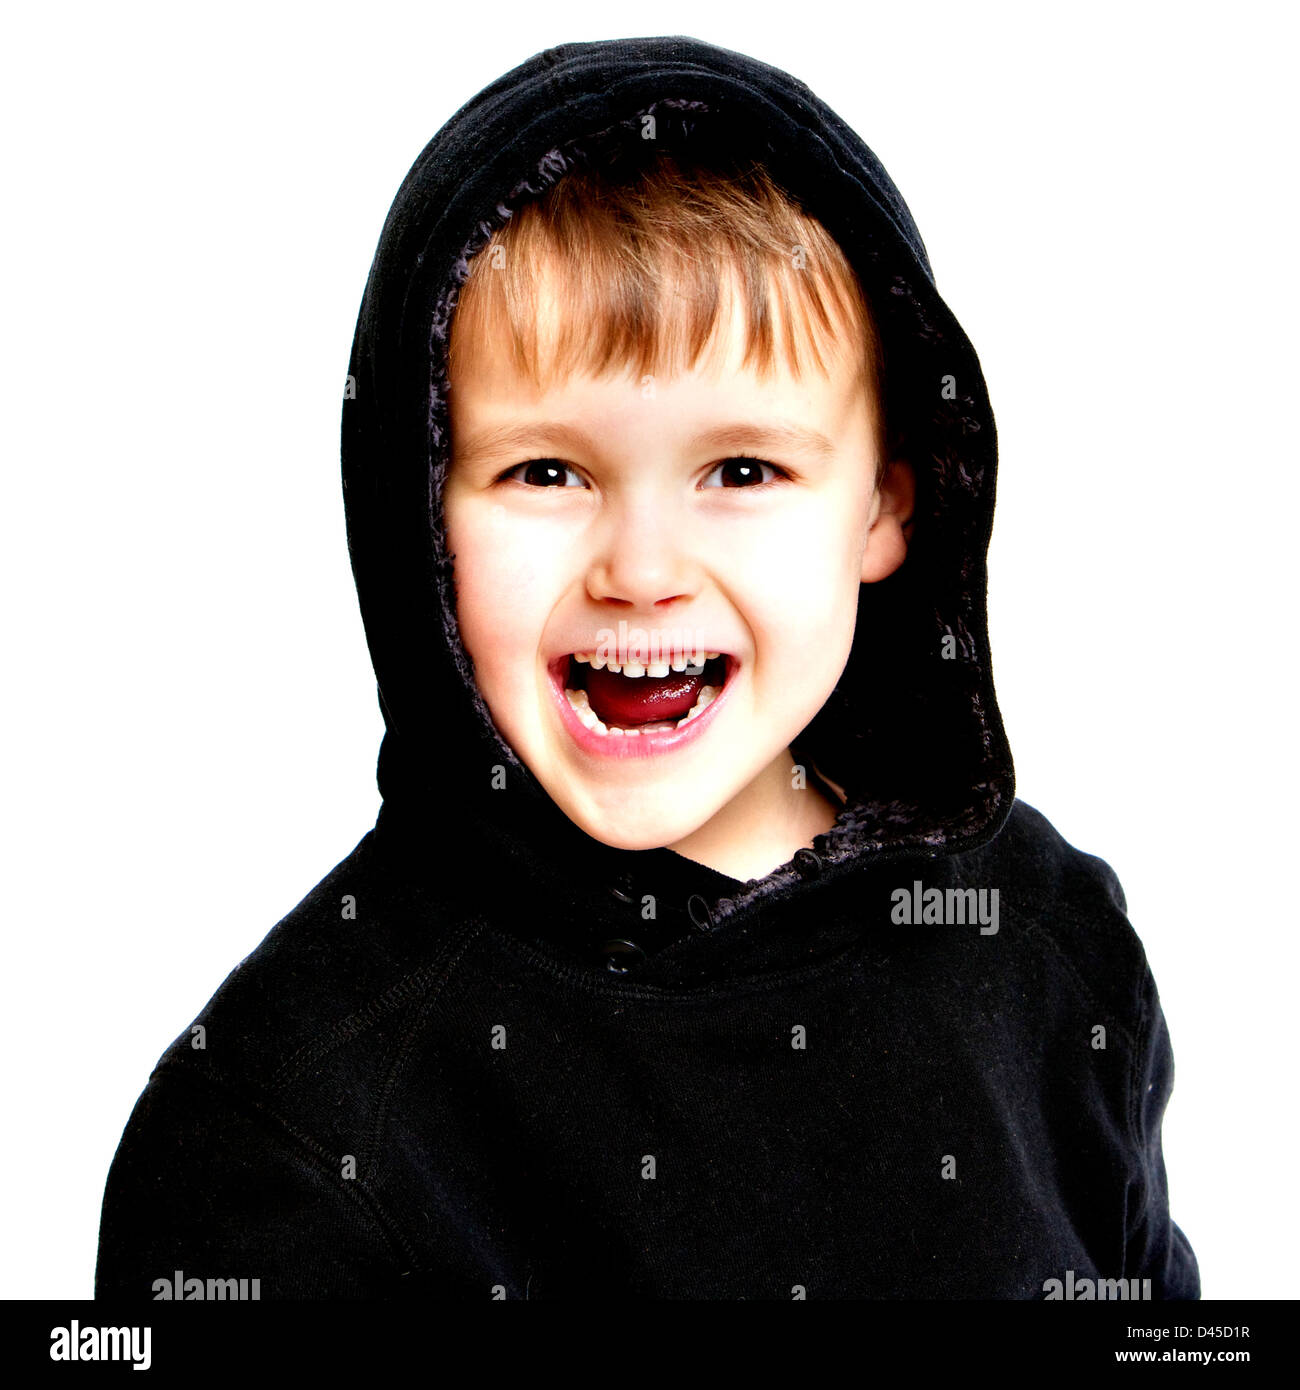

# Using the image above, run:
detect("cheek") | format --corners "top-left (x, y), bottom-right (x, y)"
top-left (726, 499), bottom-right (864, 680)
top-left (445, 501), bottom-right (564, 690)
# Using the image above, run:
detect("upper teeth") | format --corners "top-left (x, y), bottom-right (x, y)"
top-left (571, 650), bottom-right (721, 675)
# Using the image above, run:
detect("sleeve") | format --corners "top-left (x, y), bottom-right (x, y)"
top-left (94, 1064), bottom-right (406, 1299)
top-left (1123, 966), bottom-right (1201, 1299)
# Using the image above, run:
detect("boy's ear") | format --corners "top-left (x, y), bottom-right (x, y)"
top-left (860, 457), bottom-right (915, 584)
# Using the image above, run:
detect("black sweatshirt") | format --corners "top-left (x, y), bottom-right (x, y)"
top-left (94, 35), bottom-right (1199, 1300)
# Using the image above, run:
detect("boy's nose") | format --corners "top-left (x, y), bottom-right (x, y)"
top-left (585, 500), bottom-right (702, 610)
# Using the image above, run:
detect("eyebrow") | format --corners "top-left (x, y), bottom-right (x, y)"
top-left (456, 419), bottom-right (838, 465)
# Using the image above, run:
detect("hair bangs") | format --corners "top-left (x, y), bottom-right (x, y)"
top-left (448, 152), bottom-right (886, 459)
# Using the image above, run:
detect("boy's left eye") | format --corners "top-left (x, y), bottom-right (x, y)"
top-left (700, 456), bottom-right (786, 488)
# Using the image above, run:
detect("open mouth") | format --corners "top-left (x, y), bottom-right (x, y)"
top-left (560, 650), bottom-right (732, 738)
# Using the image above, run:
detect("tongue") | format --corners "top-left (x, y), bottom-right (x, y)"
top-left (584, 668), bottom-right (705, 726)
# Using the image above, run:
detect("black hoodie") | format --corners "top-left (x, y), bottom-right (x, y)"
top-left (94, 35), bottom-right (1199, 1300)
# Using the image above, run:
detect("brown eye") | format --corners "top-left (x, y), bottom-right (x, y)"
top-left (507, 459), bottom-right (584, 488)
top-left (702, 457), bottom-right (782, 488)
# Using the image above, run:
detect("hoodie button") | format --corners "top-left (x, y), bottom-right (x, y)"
top-left (793, 849), bottom-right (823, 878)
top-left (686, 894), bottom-right (714, 932)
top-left (599, 939), bottom-right (647, 973)
top-left (608, 875), bottom-right (635, 904)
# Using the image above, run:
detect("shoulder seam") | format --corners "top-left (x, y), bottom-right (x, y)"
top-left (365, 918), bottom-right (492, 1173)
top-left (1018, 903), bottom-right (1143, 1054)
top-left (268, 916), bottom-right (489, 1093)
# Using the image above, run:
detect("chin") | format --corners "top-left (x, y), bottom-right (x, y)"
top-left (560, 794), bottom-right (720, 855)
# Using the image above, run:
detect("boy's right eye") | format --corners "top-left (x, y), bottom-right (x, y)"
top-left (503, 459), bottom-right (586, 488)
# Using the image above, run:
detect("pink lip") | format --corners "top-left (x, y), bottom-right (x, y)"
top-left (547, 654), bottom-right (739, 760)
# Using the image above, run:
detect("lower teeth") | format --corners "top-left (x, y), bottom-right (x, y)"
top-left (564, 684), bottom-right (719, 736)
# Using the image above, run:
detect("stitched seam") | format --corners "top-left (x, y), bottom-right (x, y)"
top-left (485, 922), bottom-right (872, 1004)
top-left (269, 920), bottom-right (483, 1092)
top-left (1122, 966), bottom-right (1157, 1259)
top-left (149, 1059), bottom-right (422, 1274)
top-left (1019, 905), bottom-right (1142, 1053)
top-left (365, 918), bottom-right (490, 1172)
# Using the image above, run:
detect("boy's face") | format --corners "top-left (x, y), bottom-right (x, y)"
top-left (444, 272), bottom-right (912, 870)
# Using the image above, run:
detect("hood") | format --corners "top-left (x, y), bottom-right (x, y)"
top-left (341, 35), bottom-right (1014, 944)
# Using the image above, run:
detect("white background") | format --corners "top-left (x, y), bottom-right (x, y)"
top-left (3, 0), bottom-right (1295, 1299)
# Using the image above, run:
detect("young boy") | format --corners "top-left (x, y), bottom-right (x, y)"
top-left (95, 35), bottom-right (1199, 1300)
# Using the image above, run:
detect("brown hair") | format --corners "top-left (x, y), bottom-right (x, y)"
top-left (448, 150), bottom-right (888, 475)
